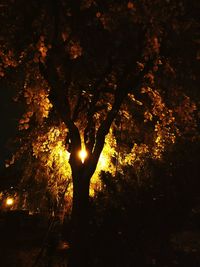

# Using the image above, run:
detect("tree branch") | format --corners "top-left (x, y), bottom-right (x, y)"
top-left (39, 57), bottom-right (81, 158)
top-left (83, 58), bottom-right (115, 152)
top-left (91, 58), bottom-right (155, 168)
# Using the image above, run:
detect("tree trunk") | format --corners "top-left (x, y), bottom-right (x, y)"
top-left (69, 169), bottom-right (91, 267)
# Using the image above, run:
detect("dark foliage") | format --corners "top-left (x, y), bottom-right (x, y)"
top-left (83, 140), bottom-right (200, 266)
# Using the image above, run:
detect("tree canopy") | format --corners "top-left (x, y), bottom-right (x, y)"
top-left (1, 0), bottom-right (199, 199)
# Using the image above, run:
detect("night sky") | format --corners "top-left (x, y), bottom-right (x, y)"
top-left (0, 82), bottom-right (21, 171)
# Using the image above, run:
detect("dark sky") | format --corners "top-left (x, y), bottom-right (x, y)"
top-left (0, 82), bottom-right (22, 171)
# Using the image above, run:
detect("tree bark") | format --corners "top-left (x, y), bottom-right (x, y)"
top-left (69, 166), bottom-right (92, 267)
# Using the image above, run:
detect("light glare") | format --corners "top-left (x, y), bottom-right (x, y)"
top-left (6, 197), bottom-right (14, 206)
top-left (99, 154), bottom-right (107, 168)
top-left (79, 149), bottom-right (87, 163)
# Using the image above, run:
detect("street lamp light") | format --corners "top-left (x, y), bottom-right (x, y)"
top-left (6, 197), bottom-right (14, 206)
top-left (79, 148), bottom-right (87, 163)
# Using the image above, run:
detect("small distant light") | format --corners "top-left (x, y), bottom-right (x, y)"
top-left (6, 197), bottom-right (14, 206)
top-left (78, 149), bottom-right (87, 163)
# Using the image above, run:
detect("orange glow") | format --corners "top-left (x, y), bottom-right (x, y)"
top-left (6, 197), bottom-right (14, 206)
top-left (79, 148), bottom-right (87, 163)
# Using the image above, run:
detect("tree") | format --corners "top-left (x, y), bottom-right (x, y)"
top-left (1, 0), bottom-right (200, 266)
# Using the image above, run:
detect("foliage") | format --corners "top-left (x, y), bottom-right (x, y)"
top-left (88, 139), bottom-right (200, 266)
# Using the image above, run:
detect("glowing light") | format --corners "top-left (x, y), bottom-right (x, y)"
top-left (99, 154), bottom-right (107, 168)
top-left (6, 197), bottom-right (14, 206)
top-left (79, 148), bottom-right (87, 163)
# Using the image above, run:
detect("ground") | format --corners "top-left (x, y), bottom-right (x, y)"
top-left (1, 207), bottom-right (200, 267)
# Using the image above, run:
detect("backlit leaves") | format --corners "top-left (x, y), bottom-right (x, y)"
top-left (68, 41), bottom-right (83, 60)
top-left (19, 68), bottom-right (52, 129)
top-left (0, 49), bottom-right (18, 76)
top-left (34, 36), bottom-right (49, 63)
top-left (32, 125), bottom-right (71, 201)
top-left (175, 94), bottom-right (199, 140)
top-left (141, 87), bottom-right (178, 158)
top-left (91, 129), bottom-right (117, 195)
